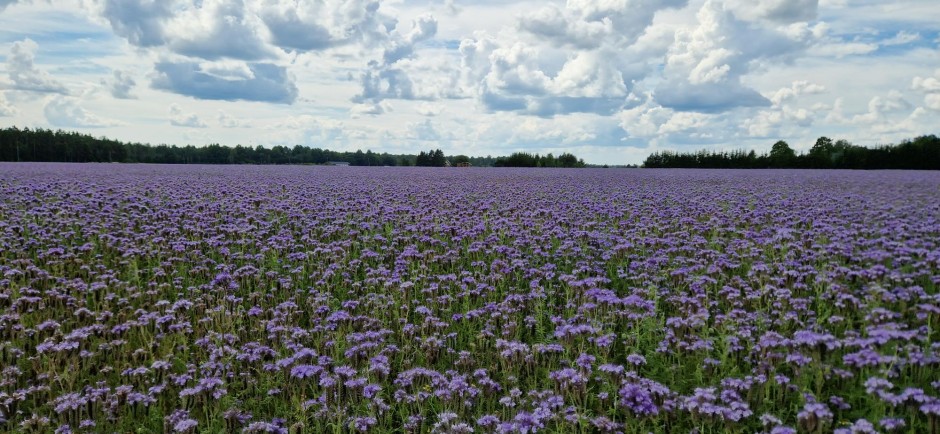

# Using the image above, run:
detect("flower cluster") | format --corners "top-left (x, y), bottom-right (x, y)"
top-left (0, 163), bottom-right (937, 432)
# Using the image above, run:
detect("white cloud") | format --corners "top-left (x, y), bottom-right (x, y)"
top-left (5, 39), bottom-right (69, 94)
top-left (0, 0), bottom-right (20, 10)
top-left (169, 103), bottom-right (208, 128)
top-left (217, 110), bottom-right (247, 128)
top-left (416, 102), bottom-right (442, 116)
top-left (198, 60), bottom-right (256, 81)
top-left (152, 61), bottom-right (298, 104)
top-left (516, 5), bottom-right (612, 49)
top-left (352, 13), bottom-right (444, 104)
top-left (913, 69), bottom-right (940, 111)
top-left (881, 30), bottom-right (920, 46)
top-left (383, 14), bottom-right (438, 64)
top-left (265, 114), bottom-right (353, 146)
top-left (0, 92), bottom-right (16, 116)
top-left (44, 96), bottom-right (118, 127)
top-left (809, 40), bottom-right (878, 58)
top-left (166, 0), bottom-right (276, 61)
top-left (405, 118), bottom-right (444, 142)
top-left (924, 94), bottom-right (940, 111)
top-left (93, 0), bottom-right (392, 103)
top-left (350, 101), bottom-right (391, 117)
top-left (97, 0), bottom-right (173, 47)
top-left (912, 69), bottom-right (940, 92)
top-left (654, 1), bottom-right (803, 112)
top-left (507, 116), bottom-right (598, 146)
top-left (102, 70), bottom-right (136, 99)
top-left (258, 0), bottom-right (393, 52)
top-left (563, 0), bottom-right (688, 43)
top-left (769, 80), bottom-right (826, 106)
top-left (619, 97), bottom-right (719, 143)
top-left (821, 90), bottom-right (913, 127)
top-left (726, 0), bottom-right (818, 23)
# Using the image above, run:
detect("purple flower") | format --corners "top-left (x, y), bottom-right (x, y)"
top-left (351, 416), bottom-right (377, 432)
top-left (619, 383), bottom-right (658, 416)
top-left (173, 419), bottom-right (198, 433)
top-left (289, 364), bottom-right (318, 379)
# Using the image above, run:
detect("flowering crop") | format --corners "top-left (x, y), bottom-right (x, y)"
top-left (0, 163), bottom-right (938, 433)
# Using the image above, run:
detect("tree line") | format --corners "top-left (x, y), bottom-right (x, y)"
top-left (493, 152), bottom-right (586, 168)
top-left (0, 127), bottom-right (580, 168)
top-left (643, 135), bottom-right (940, 170)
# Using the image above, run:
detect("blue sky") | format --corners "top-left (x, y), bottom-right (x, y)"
top-left (0, 0), bottom-right (938, 164)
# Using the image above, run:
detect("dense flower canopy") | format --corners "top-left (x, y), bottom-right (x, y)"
top-left (0, 163), bottom-right (938, 433)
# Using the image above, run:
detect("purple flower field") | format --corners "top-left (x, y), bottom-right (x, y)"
top-left (1, 163), bottom-right (938, 433)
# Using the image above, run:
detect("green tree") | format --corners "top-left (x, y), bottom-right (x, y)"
top-left (769, 140), bottom-right (796, 168)
top-left (557, 153), bottom-right (583, 168)
top-left (809, 136), bottom-right (834, 168)
top-left (431, 149), bottom-right (446, 167)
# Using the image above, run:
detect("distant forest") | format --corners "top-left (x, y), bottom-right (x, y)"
top-left (2, 127), bottom-right (937, 169)
top-left (0, 126), bottom-right (586, 168)
top-left (643, 135), bottom-right (940, 170)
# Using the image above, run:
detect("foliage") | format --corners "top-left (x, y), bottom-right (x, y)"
top-left (643, 135), bottom-right (940, 169)
top-left (493, 152), bottom-right (585, 168)
top-left (415, 149), bottom-right (448, 167)
top-left (0, 127), bottom-right (587, 169)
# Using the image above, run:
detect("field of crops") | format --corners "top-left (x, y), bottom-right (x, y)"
top-left (0, 163), bottom-right (938, 433)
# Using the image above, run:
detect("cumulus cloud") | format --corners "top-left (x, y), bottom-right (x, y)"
top-left (152, 61), bottom-right (298, 104)
top-left (98, 0), bottom-right (397, 57)
top-left (406, 118), bottom-right (444, 142)
top-left (355, 61), bottom-right (420, 102)
top-left (738, 80), bottom-right (828, 138)
top-left (826, 91), bottom-right (913, 127)
top-left (416, 102), bottom-right (442, 117)
top-left (216, 110), bottom-right (246, 128)
top-left (99, 0), bottom-right (173, 47)
top-left (44, 96), bottom-right (116, 127)
top-left (505, 116), bottom-right (599, 146)
top-left (912, 69), bottom-right (940, 111)
top-left (654, 1), bottom-right (803, 112)
top-left (351, 0), bottom-right (687, 116)
top-left (460, 39), bottom-right (635, 116)
top-left (166, 0), bottom-right (276, 61)
top-left (259, 0), bottom-right (392, 52)
top-left (102, 70), bottom-right (136, 99)
top-left (912, 69), bottom-right (940, 92)
top-left (514, 0), bottom-right (690, 54)
top-left (383, 14), bottom-right (437, 64)
top-left (516, 5), bottom-right (612, 49)
top-left (620, 99), bottom-right (718, 143)
top-left (726, 0), bottom-right (818, 23)
top-left (561, 0), bottom-right (688, 43)
top-left (0, 93), bottom-right (16, 116)
top-left (447, 0), bottom-right (687, 116)
top-left (925, 94), bottom-right (940, 111)
top-left (266, 114), bottom-right (351, 146)
top-left (881, 30), bottom-right (920, 46)
top-left (169, 103), bottom-right (207, 128)
top-left (350, 101), bottom-right (391, 117)
top-left (769, 80), bottom-right (826, 106)
top-left (809, 40), bottom-right (878, 58)
top-left (744, 103), bottom-right (821, 138)
top-left (352, 14), bottom-right (442, 103)
top-left (94, 0), bottom-right (403, 103)
top-left (5, 39), bottom-right (69, 94)
top-left (0, 0), bottom-right (20, 11)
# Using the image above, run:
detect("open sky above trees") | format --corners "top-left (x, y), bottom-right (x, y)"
top-left (0, 0), bottom-right (938, 165)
